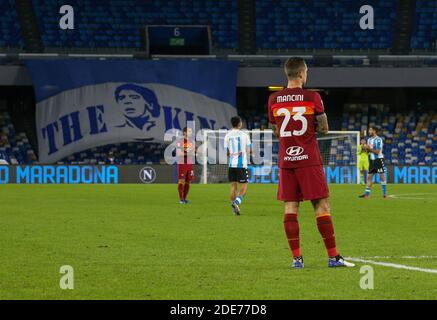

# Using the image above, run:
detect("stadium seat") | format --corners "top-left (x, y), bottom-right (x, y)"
top-left (58, 141), bottom-right (167, 165)
top-left (341, 105), bottom-right (436, 165)
top-left (32, 0), bottom-right (237, 49)
top-left (412, 0), bottom-right (437, 50)
top-left (255, 0), bottom-right (396, 50)
top-left (0, 112), bottom-right (36, 164)
top-left (0, 0), bottom-right (24, 48)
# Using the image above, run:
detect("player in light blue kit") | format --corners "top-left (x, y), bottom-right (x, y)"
top-left (359, 125), bottom-right (388, 199)
top-left (224, 116), bottom-right (251, 215)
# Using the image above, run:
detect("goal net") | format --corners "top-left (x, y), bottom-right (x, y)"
top-left (201, 130), bottom-right (360, 184)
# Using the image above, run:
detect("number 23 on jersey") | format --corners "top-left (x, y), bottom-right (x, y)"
top-left (271, 102), bottom-right (315, 137)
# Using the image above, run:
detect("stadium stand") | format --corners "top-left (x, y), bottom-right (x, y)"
top-left (0, 0), bottom-right (24, 48)
top-left (0, 112), bottom-right (37, 164)
top-left (0, 0), bottom-right (436, 167)
top-left (57, 142), bottom-right (166, 165)
top-left (241, 104), bottom-right (436, 167)
top-left (32, 0), bottom-right (237, 50)
top-left (411, 0), bottom-right (437, 50)
top-left (242, 110), bottom-right (269, 132)
top-left (4, 0), bottom-right (437, 54)
top-left (4, 1), bottom-right (437, 53)
top-left (341, 105), bottom-right (436, 166)
top-left (256, 0), bottom-right (397, 50)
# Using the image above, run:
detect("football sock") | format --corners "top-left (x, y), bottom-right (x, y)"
top-left (365, 186), bottom-right (371, 196)
top-left (316, 214), bottom-right (339, 257)
top-left (178, 183), bottom-right (185, 200)
top-left (183, 183), bottom-right (190, 200)
top-left (364, 171), bottom-right (368, 184)
top-left (234, 195), bottom-right (243, 205)
top-left (284, 213), bottom-right (301, 258)
top-left (360, 174), bottom-right (364, 184)
top-left (381, 181), bottom-right (387, 196)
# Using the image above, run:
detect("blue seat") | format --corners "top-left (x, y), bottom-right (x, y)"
top-left (412, 0), bottom-right (437, 49)
top-left (33, 0), bottom-right (237, 49)
top-left (255, 0), bottom-right (397, 50)
top-left (0, 0), bottom-right (23, 47)
top-left (341, 108), bottom-right (436, 165)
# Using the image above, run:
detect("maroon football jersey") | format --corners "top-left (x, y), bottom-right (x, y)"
top-left (176, 138), bottom-right (195, 166)
top-left (268, 87), bottom-right (325, 169)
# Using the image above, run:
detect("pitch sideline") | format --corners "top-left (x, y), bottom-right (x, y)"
top-left (346, 257), bottom-right (437, 275)
top-left (388, 193), bottom-right (436, 201)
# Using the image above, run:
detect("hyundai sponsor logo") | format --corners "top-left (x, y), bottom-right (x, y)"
top-left (286, 146), bottom-right (304, 156)
top-left (284, 146), bottom-right (308, 161)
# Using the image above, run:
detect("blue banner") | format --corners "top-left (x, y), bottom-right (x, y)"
top-left (0, 165), bottom-right (435, 184)
top-left (25, 60), bottom-right (239, 163)
top-left (248, 165), bottom-right (437, 184)
top-left (25, 59), bottom-right (238, 105)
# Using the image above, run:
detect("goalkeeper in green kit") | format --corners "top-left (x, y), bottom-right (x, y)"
top-left (358, 138), bottom-right (369, 185)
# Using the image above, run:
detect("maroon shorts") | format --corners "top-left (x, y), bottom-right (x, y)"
top-left (178, 164), bottom-right (194, 182)
top-left (278, 165), bottom-right (329, 202)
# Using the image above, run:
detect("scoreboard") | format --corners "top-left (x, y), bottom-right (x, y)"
top-left (144, 25), bottom-right (211, 55)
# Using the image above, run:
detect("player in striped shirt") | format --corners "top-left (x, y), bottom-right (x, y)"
top-left (224, 116), bottom-right (251, 215)
top-left (359, 125), bottom-right (388, 198)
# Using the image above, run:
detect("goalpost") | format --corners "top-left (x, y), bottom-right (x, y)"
top-left (319, 131), bottom-right (361, 184)
top-left (201, 130), bottom-right (360, 184)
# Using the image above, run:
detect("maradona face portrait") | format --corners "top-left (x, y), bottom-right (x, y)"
top-left (114, 84), bottom-right (161, 131)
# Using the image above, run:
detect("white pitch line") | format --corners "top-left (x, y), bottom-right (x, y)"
top-left (401, 256), bottom-right (437, 259)
top-left (391, 193), bottom-right (433, 196)
top-left (346, 257), bottom-right (437, 274)
top-left (355, 256), bottom-right (437, 260)
top-left (389, 195), bottom-right (435, 200)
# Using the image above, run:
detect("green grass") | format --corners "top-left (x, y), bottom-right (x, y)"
top-left (0, 184), bottom-right (437, 300)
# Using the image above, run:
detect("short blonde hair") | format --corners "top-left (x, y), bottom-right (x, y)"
top-left (284, 57), bottom-right (306, 79)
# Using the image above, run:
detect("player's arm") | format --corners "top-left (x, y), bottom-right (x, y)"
top-left (314, 92), bottom-right (328, 135)
top-left (316, 113), bottom-right (329, 135)
top-left (247, 146), bottom-right (252, 156)
top-left (224, 135), bottom-right (230, 157)
top-left (246, 133), bottom-right (252, 155)
top-left (246, 143), bottom-right (252, 166)
top-left (271, 124), bottom-right (280, 137)
top-left (267, 94), bottom-right (279, 137)
top-left (361, 142), bottom-right (369, 154)
top-left (366, 147), bottom-right (381, 155)
top-left (367, 142), bottom-right (382, 155)
top-left (176, 141), bottom-right (184, 157)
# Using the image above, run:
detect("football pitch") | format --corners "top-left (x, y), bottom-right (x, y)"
top-left (0, 183), bottom-right (436, 300)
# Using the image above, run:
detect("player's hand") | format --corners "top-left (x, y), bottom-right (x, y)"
top-left (271, 125), bottom-right (279, 137)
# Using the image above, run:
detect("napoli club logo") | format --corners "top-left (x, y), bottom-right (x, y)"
top-left (139, 167), bottom-right (157, 184)
top-left (114, 84), bottom-right (161, 131)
